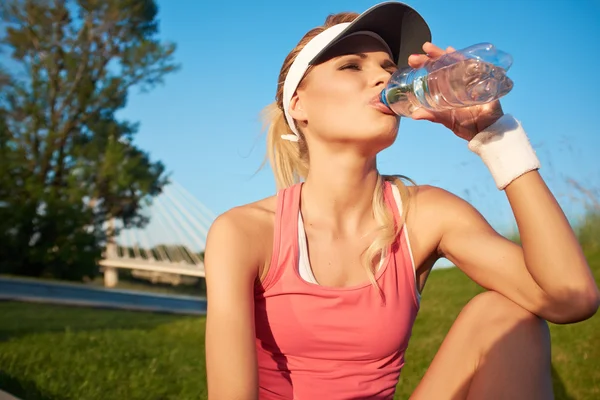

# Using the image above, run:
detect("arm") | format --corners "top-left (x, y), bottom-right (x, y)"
top-left (204, 210), bottom-right (261, 400)
top-left (407, 43), bottom-right (599, 324)
top-left (431, 175), bottom-right (599, 325)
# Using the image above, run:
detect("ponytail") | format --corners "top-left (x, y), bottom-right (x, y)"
top-left (262, 102), bottom-right (309, 190)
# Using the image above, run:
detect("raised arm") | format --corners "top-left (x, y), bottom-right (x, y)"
top-left (406, 42), bottom-right (599, 323)
top-left (424, 171), bottom-right (599, 324)
top-left (204, 210), bottom-right (262, 400)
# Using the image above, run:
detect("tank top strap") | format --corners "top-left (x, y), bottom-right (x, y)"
top-left (384, 180), bottom-right (403, 222)
top-left (385, 180), bottom-right (421, 305)
top-left (257, 183), bottom-right (302, 292)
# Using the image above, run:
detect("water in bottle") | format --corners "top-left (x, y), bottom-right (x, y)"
top-left (380, 43), bottom-right (514, 117)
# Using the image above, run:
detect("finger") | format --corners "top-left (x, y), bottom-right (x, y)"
top-left (407, 53), bottom-right (429, 68)
top-left (422, 42), bottom-right (446, 57)
top-left (408, 43), bottom-right (456, 68)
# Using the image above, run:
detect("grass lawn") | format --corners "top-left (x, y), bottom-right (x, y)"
top-left (1, 252), bottom-right (599, 399)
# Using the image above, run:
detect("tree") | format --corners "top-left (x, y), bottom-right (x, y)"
top-left (0, 0), bottom-right (178, 280)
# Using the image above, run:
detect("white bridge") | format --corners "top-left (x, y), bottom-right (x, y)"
top-left (99, 181), bottom-right (215, 287)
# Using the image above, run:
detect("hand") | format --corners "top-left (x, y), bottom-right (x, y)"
top-left (407, 42), bottom-right (506, 141)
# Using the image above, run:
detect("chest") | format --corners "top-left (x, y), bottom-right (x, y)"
top-left (302, 225), bottom-right (382, 288)
top-left (255, 267), bottom-right (417, 362)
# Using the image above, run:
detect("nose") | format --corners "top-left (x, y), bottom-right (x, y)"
top-left (372, 66), bottom-right (392, 89)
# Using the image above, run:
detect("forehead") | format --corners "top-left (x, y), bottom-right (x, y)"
top-left (313, 34), bottom-right (394, 65)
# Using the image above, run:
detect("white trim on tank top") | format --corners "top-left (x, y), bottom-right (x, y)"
top-left (297, 184), bottom-right (421, 302)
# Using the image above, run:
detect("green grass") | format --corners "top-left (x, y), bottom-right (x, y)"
top-left (0, 305), bottom-right (206, 400)
top-left (1, 236), bottom-right (599, 399)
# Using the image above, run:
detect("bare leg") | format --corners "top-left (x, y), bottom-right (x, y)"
top-left (410, 291), bottom-right (553, 400)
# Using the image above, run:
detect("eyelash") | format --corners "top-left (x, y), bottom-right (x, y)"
top-left (339, 63), bottom-right (396, 74)
top-left (340, 63), bottom-right (361, 71)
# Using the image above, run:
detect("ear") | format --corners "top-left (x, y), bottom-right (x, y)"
top-left (288, 92), bottom-right (308, 124)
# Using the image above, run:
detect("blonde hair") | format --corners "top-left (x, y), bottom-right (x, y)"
top-left (262, 12), bottom-right (413, 287)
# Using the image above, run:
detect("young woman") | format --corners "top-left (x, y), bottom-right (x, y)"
top-left (204, 2), bottom-right (599, 399)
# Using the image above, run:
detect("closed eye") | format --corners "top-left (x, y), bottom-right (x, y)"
top-left (338, 58), bottom-right (396, 73)
top-left (339, 63), bottom-right (361, 71)
top-left (382, 60), bottom-right (397, 74)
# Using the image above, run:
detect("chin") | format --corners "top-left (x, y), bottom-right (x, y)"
top-left (318, 119), bottom-right (399, 150)
top-left (352, 125), bottom-right (398, 155)
top-left (373, 131), bottom-right (398, 152)
top-left (368, 120), bottom-right (399, 143)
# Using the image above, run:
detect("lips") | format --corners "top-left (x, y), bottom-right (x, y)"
top-left (369, 94), bottom-right (396, 116)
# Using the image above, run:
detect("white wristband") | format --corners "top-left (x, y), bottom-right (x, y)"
top-left (468, 114), bottom-right (540, 190)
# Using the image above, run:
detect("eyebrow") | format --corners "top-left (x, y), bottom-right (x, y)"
top-left (343, 52), bottom-right (396, 68)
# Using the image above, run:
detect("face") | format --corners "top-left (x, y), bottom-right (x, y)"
top-left (288, 34), bottom-right (400, 152)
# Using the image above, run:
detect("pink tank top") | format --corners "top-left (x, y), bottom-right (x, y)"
top-left (254, 181), bottom-right (420, 400)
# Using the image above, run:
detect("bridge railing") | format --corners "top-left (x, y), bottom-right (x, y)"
top-left (100, 182), bottom-right (213, 287)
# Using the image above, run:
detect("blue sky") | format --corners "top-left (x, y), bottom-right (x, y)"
top-left (118, 0), bottom-right (600, 237)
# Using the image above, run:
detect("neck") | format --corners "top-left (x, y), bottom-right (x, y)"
top-left (301, 150), bottom-right (380, 232)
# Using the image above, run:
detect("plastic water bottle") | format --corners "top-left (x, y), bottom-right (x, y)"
top-left (380, 43), bottom-right (514, 117)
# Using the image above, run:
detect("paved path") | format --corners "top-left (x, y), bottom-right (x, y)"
top-left (0, 276), bottom-right (206, 315)
top-left (0, 390), bottom-right (20, 400)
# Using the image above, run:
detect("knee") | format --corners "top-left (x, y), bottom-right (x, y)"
top-left (461, 291), bottom-right (550, 344)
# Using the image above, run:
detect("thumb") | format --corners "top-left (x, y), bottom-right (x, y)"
top-left (411, 108), bottom-right (436, 122)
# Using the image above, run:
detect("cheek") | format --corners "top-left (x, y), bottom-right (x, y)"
top-left (305, 80), bottom-right (364, 122)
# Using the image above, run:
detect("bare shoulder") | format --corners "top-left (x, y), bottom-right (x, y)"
top-left (205, 195), bottom-right (278, 281)
top-left (404, 184), bottom-right (451, 233)
top-left (211, 196), bottom-right (277, 237)
top-left (402, 184), bottom-right (492, 273)
top-left (406, 184), bottom-right (491, 230)
top-left (407, 183), bottom-right (462, 202)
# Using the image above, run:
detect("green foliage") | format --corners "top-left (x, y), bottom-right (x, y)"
top-left (0, 0), bottom-right (178, 280)
top-left (576, 211), bottom-right (600, 257)
top-left (0, 196), bottom-right (101, 279)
